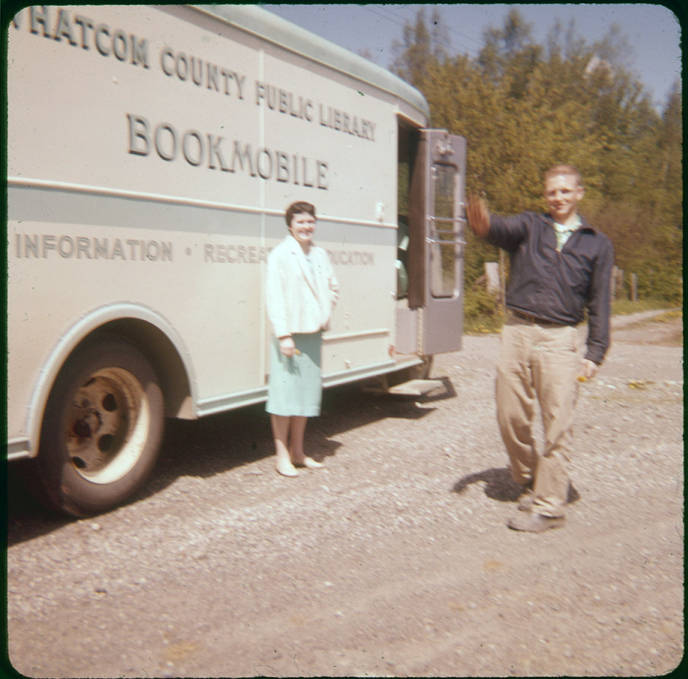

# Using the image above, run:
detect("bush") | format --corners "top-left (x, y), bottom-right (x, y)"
top-left (632, 263), bottom-right (683, 305)
top-left (464, 286), bottom-right (505, 334)
top-left (612, 298), bottom-right (680, 315)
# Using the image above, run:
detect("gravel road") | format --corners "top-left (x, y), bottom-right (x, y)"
top-left (6, 310), bottom-right (683, 677)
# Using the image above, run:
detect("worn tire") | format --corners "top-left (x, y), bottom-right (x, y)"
top-left (32, 337), bottom-right (164, 517)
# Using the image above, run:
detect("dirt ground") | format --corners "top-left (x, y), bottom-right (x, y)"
top-left (5, 309), bottom-right (684, 677)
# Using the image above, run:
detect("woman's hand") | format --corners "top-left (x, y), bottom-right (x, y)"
top-left (279, 335), bottom-right (296, 357)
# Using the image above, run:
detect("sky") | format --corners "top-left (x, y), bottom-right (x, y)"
top-left (263, 3), bottom-right (682, 110)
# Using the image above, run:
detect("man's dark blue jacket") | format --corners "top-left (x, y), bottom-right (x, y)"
top-left (487, 211), bottom-right (615, 365)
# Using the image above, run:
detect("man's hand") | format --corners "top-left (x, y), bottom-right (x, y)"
top-left (465, 194), bottom-right (491, 238)
top-left (579, 359), bottom-right (598, 380)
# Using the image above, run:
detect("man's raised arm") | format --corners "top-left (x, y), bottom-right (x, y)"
top-left (465, 194), bottom-right (491, 238)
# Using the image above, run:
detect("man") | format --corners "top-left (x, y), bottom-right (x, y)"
top-left (466, 165), bottom-right (614, 532)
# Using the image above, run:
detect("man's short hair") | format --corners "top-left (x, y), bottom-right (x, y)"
top-left (285, 201), bottom-right (316, 227)
top-left (545, 164), bottom-right (582, 187)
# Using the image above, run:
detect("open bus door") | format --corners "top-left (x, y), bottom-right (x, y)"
top-left (398, 128), bottom-right (465, 358)
top-left (418, 129), bottom-right (465, 354)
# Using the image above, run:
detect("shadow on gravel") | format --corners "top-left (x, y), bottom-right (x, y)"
top-left (6, 460), bottom-right (73, 545)
top-left (452, 466), bottom-right (580, 505)
top-left (148, 381), bottom-right (452, 485)
top-left (7, 377), bottom-right (456, 542)
top-left (453, 467), bottom-right (524, 502)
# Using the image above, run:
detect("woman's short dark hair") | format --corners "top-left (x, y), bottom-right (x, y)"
top-left (285, 201), bottom-right (316, 227)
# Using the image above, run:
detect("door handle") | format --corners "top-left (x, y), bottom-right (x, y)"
top-left (429, 216), bottom-right (467, 224)
top-left (426, 237), bottom-right (467, 246)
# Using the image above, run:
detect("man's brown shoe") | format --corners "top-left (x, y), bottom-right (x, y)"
top-left (507, 512), bottom-right (565, 532)
top-left (517, 490), bottom-right (535, 511)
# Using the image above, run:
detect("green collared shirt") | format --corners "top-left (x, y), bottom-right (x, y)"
top-left (552, 216), bottom-right (582, 251)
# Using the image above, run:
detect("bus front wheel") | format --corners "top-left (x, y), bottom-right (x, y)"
top-left (33, 337), bottom-right (164, 517)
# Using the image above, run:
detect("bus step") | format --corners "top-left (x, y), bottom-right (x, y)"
top-left (389, 378), bottom-right (443, 396)
top-left (364, 378), bottom-right (444, 396)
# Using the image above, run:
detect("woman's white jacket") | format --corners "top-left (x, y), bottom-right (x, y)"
top-left (266, 235), bottom-right (339, 338)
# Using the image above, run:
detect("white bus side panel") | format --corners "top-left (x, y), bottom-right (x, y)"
top-left (9, 5), bottom-right (398, 220)
top-left (7, 5), bottom-right (415, 450)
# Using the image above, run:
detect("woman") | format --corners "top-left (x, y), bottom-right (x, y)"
top-left (266, 201), bottom-right (339, 477)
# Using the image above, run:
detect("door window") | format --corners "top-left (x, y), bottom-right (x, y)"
top-left (430, 163), bottom-right (458, 297)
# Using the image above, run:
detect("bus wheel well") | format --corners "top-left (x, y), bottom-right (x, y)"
top-left (80, 319), bottom-right (193, 419)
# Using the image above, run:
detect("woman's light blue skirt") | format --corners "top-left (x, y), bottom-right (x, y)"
top-left (266, 332), bottom-right (323, 417)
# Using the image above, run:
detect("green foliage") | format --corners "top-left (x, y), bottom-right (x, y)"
top-left (390, 6), bottom-right (448, 85)
top-left (463, 287), bottom-right (505, 334)
top-left (463, 228), bottom-right (499, 287)
top-left (632, 261), bottom-right (683, 304)
top-left (611, 299), bottom-right (681, 315)
top-left (392, 8), bottom-right (682, 301)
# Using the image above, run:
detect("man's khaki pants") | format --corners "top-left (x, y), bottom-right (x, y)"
top-left (496, 316), bottom-right (580, 518)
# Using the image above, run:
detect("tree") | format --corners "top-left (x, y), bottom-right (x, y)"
top-left (390, 6), bottom-right (448, 88)
top-left (656, 81), bottom-right (683, 223)
top-left (477, 7), bottom-right (540, 97)
top-left (391, 7), bottom-right (682, 303)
